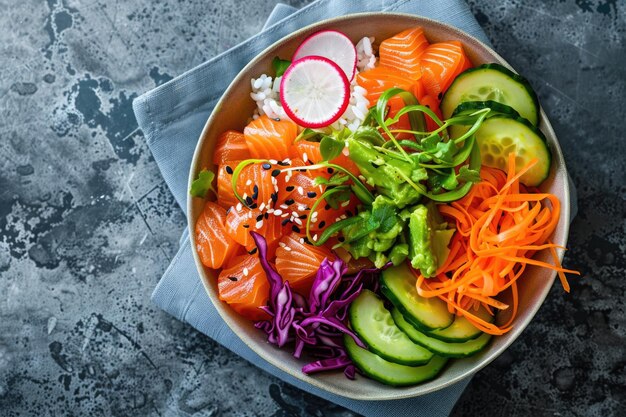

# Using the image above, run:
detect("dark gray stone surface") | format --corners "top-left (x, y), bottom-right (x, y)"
top-left (0, 0), bottom-right (623, 416)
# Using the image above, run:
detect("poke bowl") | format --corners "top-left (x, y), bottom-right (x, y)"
top-left (187, 13), bottom-right (574, 400)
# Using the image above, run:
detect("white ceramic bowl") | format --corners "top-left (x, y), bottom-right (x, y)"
top-left (187, 13), bottom-right (571, 400)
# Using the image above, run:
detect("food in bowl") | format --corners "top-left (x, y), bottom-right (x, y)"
top-left (190, 26), bottom-right (579, 387)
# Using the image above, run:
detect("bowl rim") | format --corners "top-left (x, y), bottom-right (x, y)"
top-left (186, 11), bottom-right (571, 400)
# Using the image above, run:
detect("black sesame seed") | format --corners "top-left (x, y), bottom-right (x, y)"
top-left (327, 168), bottom-right (334, 174)
top-left (338, 236), bottom-right (345, 242)
top-left (271, 193), bottom-right (278, 203)
top-left (346, 210), bottom-right (353, 217)
top-left (264, 212), bottom-right (269, 219)
top-left (277, 161), bottom-right (290, 166)
top-left (226, 207), bottom-right (232, 214)
top-left (319, 221), bottom-right (326, 228)
top-left (281, 218), bottom-right (291, 226)
top-left (225, 166), bottom-right (233, 174)
top-left (370, 162), bottom-right (379, 168)
top-left (286, 186), bottom-right (295, 192)
top-left (298, 214), bottom-right (307, 219)
top-left (325, 204), bottom-right (331, 210)
top-left (262, 163), bottom-right (271, 170)
top-left (249, 203), bottom-right (258, 209)
top-left (285, 198), bottom-right (295, 205)
top-left (228, 276), bottom-right (238, 282)
top-left (251, 193), bottom-right (258, 200)
top-left (248, 248), bottom-right (258, 255)
top-left (253, 185), bottom-right (259, 193)
top-left (307, 191), bottom-right (317, 198)
top-left (243, 224), bottom-right (250, 229)
top-left (256, 214), bottom-right (264, 221)
top-left (245, 196), bottom-right (253, 205)
top-left (292, 225), bottom-right (301, 233)
top-left (271, 169), bottom-right (281, 177)
top-left (437, 92), bottom-right (443, 100)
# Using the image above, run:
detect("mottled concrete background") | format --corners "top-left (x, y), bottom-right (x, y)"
top-left (0, 0), bottom-right (624, 416)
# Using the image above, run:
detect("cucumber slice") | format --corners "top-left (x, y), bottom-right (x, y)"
top-left (475, 115), bottom-right (552, 187)
top-left (448, 100), bottom-right (521, 139)
top-left (442, 63), bottom-right (539, 126)
top-left (427, 306), bottom-right (494, 343)
top-left (380, 264), bottom-right (453, 332)
top-left (349, 290), bottom-right (433, 366)
top-left (391, 308), bottom-right (492, 358)
top-left (344, 334), bottom-right (448, 387)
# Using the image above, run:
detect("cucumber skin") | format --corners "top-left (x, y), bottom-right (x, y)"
top-left (451, 100), bottom-right (521, 119)
top-left (349, 290), bottom-right (433, 366)
top-left (344, 335), bottom-right (449, 387)
top-left (442, 63), bottom-right (540, 126)
top-left (426, 304), bottom-right (495, 343)
top-left (392, 308), bottom-right (492, 359)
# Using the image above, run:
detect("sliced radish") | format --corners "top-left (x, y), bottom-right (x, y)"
top-left (293, 30), bottom-right (357, 81)
top-left (280, 56), bottom-right (350, 128)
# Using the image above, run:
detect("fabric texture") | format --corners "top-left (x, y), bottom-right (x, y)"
top-left (132, 1), bottom-right (574, 415)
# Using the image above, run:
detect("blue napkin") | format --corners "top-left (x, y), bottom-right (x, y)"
top-left (132, 1), bottom-right (520, 416)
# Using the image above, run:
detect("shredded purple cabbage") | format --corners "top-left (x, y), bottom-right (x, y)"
top-left (250, 232), bottom-right (386, 377)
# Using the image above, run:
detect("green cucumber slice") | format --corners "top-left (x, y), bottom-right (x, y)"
top-left (391, 308), bottom-right (492, 358)
top-left (344, 334), bottom-right (448, 387)
top-left (427, 306), bottom-right (494, 343)
top-left (380, 263), bottom-right (453, 332)
top-left (475, 115), bottom-right (552, 186)
top-left (448, 100), bottom-right (521, 139)
top-left (349, 290), bottom-right (433, 366)
top-left (442, 63), bottom-right (539, 126)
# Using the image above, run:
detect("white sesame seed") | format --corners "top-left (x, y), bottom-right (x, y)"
top-left (293, 217), bottom-right (303, 226)
top-left (236, 203), bottom-right (243, 211)
top-left (273, 209), bottom-right (283, 216)
top-left (298, 205), bottom-right (307, 211)
top-left (269, 159), bottom-right (278, 164)
top-left (299, 238), bottom-right (305, 244)
top-left (340, 214), bottom-right (347, 219)
top-left (283, 158), bottom-right (291, 164)
top-left (259, 202), bottom-right (266, 211)
top-left (267, 208), bottom-right (274, 214)
top-left (311, 212), bottom-right (318, 219)
top-left (297, 186), bottom-right (304, 195)
top-left (255, 220), bottom-right (264, 229)
top-left (284, 246), bottom-right (292, 251)
top-left (303, 152), bottom-right (308, 163)
top-left (279, 242), bottom-right (287, 248)
top-left (245, 179), bottom-right (252, 186)
top-left (274, 185), bottom-right (279, 193)
top-left (271, 177), bottom-right (278, 185)
top-left (280, 204), bottom-right (288, 209)
top-left (243, 267), bottom-right (249, 276)
top-left (242, 192), bottom-right (248, 199)
top-left (292, 211), bottom-right (299, 218)
top-left (335, 217), bottom-right (342, 222)
top-left (281, 213), bottom-right (289, 218)
top-left (358, 175), bottom-right (367, 182)
top-left (341, 200), bottom-right (350, 207)
top-left (313, 234), bottom-right (318, 242)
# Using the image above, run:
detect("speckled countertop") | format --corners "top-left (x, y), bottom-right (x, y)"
top-left (0, 0), bottom-right (624, 416)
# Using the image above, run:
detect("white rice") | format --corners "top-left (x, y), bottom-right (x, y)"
top-left (250, 74), bottom-right (289, 121)
top-left (356, 36), bottom-right (377, 72)
top-left (249, 35), bottom-right (378, 132)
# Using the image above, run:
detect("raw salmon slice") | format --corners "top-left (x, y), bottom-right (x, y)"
top-left (379, 27), bottom-right (430, 80)
top-left (244, 115), bottom-right (298, 160)
top-left (275, 232), bottom-right (335, 293)
top-left (356, 66), bottom-right (420, 105)
top-left (420, 41), bottom-right (472, 99)
top-left (216, 161), bottom-right (277, 210)
top-left (218, 254), bottom-right (270, 321)
top-left (195, 201), bottom-right (239, 269)
top-left (213, 130), bottom-right (250, 165)
top-left (225, 207), bottom-right (282, 249)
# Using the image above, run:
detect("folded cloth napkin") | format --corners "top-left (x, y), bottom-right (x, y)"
top-left (133, 1), bottom-right (574, 416)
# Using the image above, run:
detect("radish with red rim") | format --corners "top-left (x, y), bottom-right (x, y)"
top-left (280, 56), bottom-right (350, 128)
top-left (293, 30), bottom-right (357, 81)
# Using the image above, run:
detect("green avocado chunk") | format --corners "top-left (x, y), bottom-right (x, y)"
top-left (408, 204), bottom-right (454, 277)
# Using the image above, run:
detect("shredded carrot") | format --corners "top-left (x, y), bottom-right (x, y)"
top-left (414, 154), bottom-right (580, 335)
